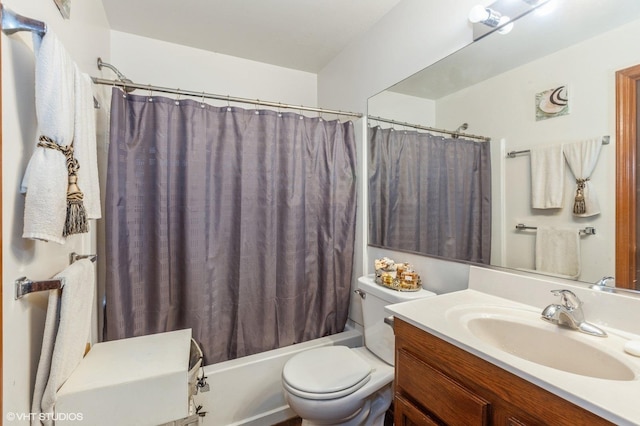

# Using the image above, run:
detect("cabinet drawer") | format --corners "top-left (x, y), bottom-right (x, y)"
top-left (397, 349), bottom-right (490, 425)
top-left (395, 394), bottom-right (442, 426)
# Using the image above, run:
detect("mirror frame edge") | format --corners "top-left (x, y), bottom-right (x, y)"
top-left (615, 64), bottom-right (640, 290)
top-left (1, 28), bottom-right (4, 417)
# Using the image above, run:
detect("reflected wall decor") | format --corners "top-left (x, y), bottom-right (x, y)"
top-left (535, 85), bottom-right (569, 121)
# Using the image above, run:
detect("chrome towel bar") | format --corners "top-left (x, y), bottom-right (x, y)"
top-left (15, 252), bottom-right (97, 299)
top-left (506, 136), bottom-right (610, 158)
top-left (515, 223), bottom-right (596, 235)
top-left (1, 5), bottom-right (46, 36)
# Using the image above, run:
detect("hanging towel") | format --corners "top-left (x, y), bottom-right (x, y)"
top-left (73, 66), bottom-right (101, 219)
top-left (530, 144), bottom-right (564, 209)
top-left (535, 226), bottom-right (581, 279)
top-left (31, 259), bottom-right (95, 426)
top-left (563, 138), bottom-right (602, 217)
top-left (21, 30), bottom-right (75, 244)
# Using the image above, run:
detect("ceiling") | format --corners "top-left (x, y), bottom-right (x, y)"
top-left (100, 0), bottom-right (403, 73)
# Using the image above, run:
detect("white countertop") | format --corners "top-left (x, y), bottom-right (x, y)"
top-left (386, 289), bottom-right (640, 425)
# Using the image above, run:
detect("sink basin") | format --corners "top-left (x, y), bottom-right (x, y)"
top-left (448, 306), bottom-right (636, 381)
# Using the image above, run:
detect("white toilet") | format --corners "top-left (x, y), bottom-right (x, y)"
top-left (282, 274), bottom-right (437, 425)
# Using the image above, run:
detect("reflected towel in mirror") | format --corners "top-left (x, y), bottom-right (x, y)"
top-left (530, 144), bottom-right (564, 209)
top-left (535, 226), bottom-right (580, 280)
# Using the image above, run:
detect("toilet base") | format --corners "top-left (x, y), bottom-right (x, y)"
top-left (296, 384), bottom-right (392, 426)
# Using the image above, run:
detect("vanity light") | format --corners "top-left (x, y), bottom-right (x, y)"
top-left (468, 5), bottom-right (513, 34)
top-left (468, 5), bottom-right (502, 27)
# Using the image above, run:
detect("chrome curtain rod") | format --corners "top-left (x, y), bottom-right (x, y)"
top-left (368, 115), bottom-right (491, 142)
top-left (1, 5), bottom-right (47, 36)
top-left (506, 136), bottom-right (610, 158)
top-left (92, 78), bottom-right (363, 119)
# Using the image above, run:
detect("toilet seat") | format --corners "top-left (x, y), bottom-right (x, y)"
top-left (282, 346), bottom-right (372, 400)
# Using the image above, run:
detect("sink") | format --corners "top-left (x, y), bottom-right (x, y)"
top-left (447, 306), bottom-right (636, 381)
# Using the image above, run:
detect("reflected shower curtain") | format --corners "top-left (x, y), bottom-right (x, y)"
top-left (369, 126), bottom-right (491, 263)
top-left (105, 88), bottom-right (357, 363)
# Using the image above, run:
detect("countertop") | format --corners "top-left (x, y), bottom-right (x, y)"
top-left (386, 289), bottom-right (640, 425)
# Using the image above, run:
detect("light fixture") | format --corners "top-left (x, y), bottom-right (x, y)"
top-left (468, 5), bottom-right (502, 27)
top-left (468, 5), bottom-right (513, 34)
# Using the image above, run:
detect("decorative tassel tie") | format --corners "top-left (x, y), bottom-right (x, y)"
top-left (37, 135), bottom-right (89, 236)
top-left (573, 178), bottom-right (588, 215)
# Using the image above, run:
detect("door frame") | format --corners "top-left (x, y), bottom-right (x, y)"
top-left (615, 64), bottom-right (640, 290)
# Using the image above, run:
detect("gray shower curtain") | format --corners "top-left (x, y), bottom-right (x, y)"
top-left (368, 126), bottom-right (491, 263)
top-left (105, 88), bottom-right (357, 363)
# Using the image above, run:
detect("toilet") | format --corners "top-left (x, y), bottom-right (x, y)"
top-left (282, 274), bottom-right (437, 425)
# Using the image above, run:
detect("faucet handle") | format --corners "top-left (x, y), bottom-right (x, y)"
top-left (551, 289), bottom-right (582, 310)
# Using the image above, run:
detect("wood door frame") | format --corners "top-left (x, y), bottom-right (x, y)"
top-left (615, 64), bottom-right (640, 290)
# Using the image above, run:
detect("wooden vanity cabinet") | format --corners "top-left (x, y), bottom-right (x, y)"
top-left (393, 318), bottom-right (613, 426)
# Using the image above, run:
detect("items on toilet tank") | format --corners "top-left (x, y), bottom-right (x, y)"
top-left (374, 257), bottom-right (422, 291)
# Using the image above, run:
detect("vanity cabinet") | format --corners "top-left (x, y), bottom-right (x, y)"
top-left (394, 319), bottom-right (613, 426)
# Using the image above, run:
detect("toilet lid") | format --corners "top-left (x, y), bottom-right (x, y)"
top-left (282, 346), bottom-right (372, 398)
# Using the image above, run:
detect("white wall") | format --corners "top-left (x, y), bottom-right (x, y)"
top-left (367, 91), bottom-right (436, 126)
top-left (2, 0), bottom-right (110, 422)
top-left (110, 31), bottom-right (317, 109)
top-left (437, 18), bottom-right (640, 283)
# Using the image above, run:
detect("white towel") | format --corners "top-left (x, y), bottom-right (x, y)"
top-left (31, 259), bottom-right (95, 426)
top-left (530, 145), bottom-right (564, 209)
top-left (22, 30), bottom-right (75, 244)
top-left (73, 66), bottom-right (101, 219)
top-left (535, 226), bottom-right (580, 279)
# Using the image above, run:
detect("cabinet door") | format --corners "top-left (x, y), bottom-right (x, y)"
top-left (394, 395), bottom-right (442, 426)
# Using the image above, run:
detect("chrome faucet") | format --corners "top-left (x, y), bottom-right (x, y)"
top-left (540, 289), bottom-right (607, 337)
top-left (590, 276), bottom-right (615, 292)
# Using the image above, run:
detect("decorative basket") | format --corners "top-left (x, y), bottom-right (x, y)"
top-left (374, 257), bottom-right (422, 292)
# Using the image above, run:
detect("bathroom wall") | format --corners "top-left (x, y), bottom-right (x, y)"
top-left (367, 90), bottom-right (436, 126)
top-left (436, 18), bottom-right (640, 282)
top-left (110, 31), bottom-right (318, 108)
top-left (2, 0), bottom-right (110, 421)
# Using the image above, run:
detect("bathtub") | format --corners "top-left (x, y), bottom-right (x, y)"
top-left (193, 328), bottom-right (363, 426)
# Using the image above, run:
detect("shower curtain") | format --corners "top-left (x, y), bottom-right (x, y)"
top-left (368, 126), bottom-right (491, 263)
top-left (105, 88), bottom-right (357, 364)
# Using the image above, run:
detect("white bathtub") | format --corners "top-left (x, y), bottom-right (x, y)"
top-left (193, 328), bottom-right (363, 426)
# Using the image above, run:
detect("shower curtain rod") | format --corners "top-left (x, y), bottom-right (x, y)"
top-left (91, 78), bottom-right (363, 119)
top-left (368, 115), bottom-right (491, 142)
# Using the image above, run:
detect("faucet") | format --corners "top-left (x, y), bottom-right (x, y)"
top-left (590, 276), bottom-right (615, 292)
top-left (540, 289), bottom-right (607, 337)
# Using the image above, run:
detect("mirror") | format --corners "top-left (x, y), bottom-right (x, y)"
top-left (367, 0), bottom-right (640, 286)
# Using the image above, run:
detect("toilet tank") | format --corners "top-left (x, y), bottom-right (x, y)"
top-left (357, 275), bottom-right (436, 365)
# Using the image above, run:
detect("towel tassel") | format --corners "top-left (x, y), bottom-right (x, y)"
top-left (573, 178), bottom-right (588, 215)
top-left (37, 136), bottom-right (89, 236)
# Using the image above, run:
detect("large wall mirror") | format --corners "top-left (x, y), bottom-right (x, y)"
top-left (367, 0), bottom-right (640, 288)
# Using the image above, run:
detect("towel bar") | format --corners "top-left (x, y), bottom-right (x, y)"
top-left (15, 252), bottom-right (97, 299)
top-left (506, 136), bottom-right (610, 158)
top-left (0, 5), bottom-right (47, 36)
top-left (515, 224), bottom-right (596, 235)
